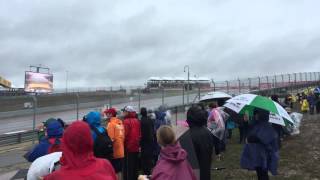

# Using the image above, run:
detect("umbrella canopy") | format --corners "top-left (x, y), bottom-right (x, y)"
top-left (223, 94), bottom-right (294, 126)
top-left (199, 91), bottom-right (232, 102)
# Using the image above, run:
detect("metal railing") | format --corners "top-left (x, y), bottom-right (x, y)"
top-left (0, 72), bottom-right (319, 147)
top-left (0, 104), bottom-right (191, 147)
top-left (0, 130), bottom-right (36, 147)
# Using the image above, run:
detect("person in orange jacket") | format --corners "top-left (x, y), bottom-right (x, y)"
top-left (105, 108), bottom-right (125, 180)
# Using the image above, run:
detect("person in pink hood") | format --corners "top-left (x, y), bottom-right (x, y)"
top-left (139, 125), bottom-right (196, 180)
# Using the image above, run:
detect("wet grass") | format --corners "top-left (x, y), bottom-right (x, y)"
top-left (211, 113), bottom-right (320, 180)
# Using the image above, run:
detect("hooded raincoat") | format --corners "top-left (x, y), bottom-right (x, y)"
top-left (207, 108), bottom-right (226, 140)
top-left (27, 119), bottom-right (63, 162)
top-left (85, 111), bottom-right (106, 140)
top-left (151, 143), bottom-right (196, 180)
top-left (123, 112), bottom-right (141, 153)
top-left (44, 121), bottom-right (117, 180)
top-left (240, 109), bottom-right (279, 175)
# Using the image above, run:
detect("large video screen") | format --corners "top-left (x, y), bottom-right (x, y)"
top-left (25, 71), bottom-right (53, 93)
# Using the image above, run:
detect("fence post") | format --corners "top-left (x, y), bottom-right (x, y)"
top-left (182, 85), bottom-right (185, 106)
top-left (248, 78), bottom-right (251, 92)
top-left (305, 72), bottom-right (308, 83)
top-left (76, 92), bottom-right (79, 120)
top-left (175, 106), bottom-right (178, 126)
top-left (309, 72), bottom-right (312, 83)
top-left (198, 85), bottom-right (201, 101)
top-left (294, 73), bottom-right (298, 93)
top-left (213, 81), bottom-right (216, 92)
top-left (287, 74), bottom-right (291, 93)
top-left (238, 79), bottom-right (241, 94)
top-left (32, 95), bottom-right (37, 144)
top-left (281, 74), bottom-right (284, 87)
top-left (226, 81), bottom-right (230, 94)
top-left (161, 87), bottom-right (164, 106)
top-left (274, 75), bottom-right (277, 89)
top-left (258, 77), bottom-right (261, 92)
top-left (109, 87), bottom-right (113, 108)
top-left (272, 79), bottom-right (276, 95)
top-left (138, 88), bottom-right (141, 110)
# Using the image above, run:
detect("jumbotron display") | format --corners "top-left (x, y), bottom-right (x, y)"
top-left (25, 71), bottom-right (53, 93)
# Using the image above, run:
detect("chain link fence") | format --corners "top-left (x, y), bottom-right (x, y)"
top-left (0, 72), bottom-right (320, 146)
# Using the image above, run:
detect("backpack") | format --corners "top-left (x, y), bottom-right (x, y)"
top-left (48, 138), bottom-right (62, 154)
top-left (91, 126), bottom-right (113, 160)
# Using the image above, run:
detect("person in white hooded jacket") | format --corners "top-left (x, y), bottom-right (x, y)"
top-left (27, 152), bottom-right (62, 180)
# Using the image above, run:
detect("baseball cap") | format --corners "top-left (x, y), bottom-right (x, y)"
top-left (122, 105), bottom-right (135, 112)
top-left (104, 108), bottom-right (117, 117)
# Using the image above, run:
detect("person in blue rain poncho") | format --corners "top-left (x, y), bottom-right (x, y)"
top-left (240, 108), bottom-right (279, 180)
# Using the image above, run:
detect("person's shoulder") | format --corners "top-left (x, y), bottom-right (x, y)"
top-left (190, 127), bottom-right (213, 138)
top-left (151, 163), bottom-right (171, 180)
top-left (133, 118), bottom-right (140, 123)
top-left (95, 126), bottom-right (106, 134)
top-left (43, 170), bottom-right (63, 180)
top-left (35, 139), bottom-right (51, 149)
top-left (107, 121), bottom-right (116, 128)
top-left (96, 159), bottom-right (117, 174)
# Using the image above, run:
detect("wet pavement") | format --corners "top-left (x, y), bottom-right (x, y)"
top-left (0, 94), bottom-right (197, 134)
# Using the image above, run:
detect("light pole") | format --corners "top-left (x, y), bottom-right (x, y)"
top-left (258, 76), bottom-right (261, 92)
top-left (238, 78), bottom-right (241, 94)
top-left (211, 79), bottom-right (216, 92)
top-left (294, 73), bottom-right (298, 93)
top-left (226, 81), bottom-right (230, 94)
top-left (184, 65), bottom-right (190, 104)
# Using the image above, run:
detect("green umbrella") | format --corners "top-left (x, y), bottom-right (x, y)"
top-left (224, 94), bottom-right (294, 126)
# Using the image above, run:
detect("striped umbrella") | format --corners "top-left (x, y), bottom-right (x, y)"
top-left (223, 94), bottom-right (294, 126)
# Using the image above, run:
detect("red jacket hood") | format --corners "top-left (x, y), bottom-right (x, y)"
top-left (44, 121), bottom-right (117, 180)
top-left (125, 112), bottom-right (137, 119)
top-left (60, 121), bottom-right (94, 169)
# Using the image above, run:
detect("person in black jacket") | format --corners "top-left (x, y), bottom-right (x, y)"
top-left (180, 105), bottom-right (214, 180)
top-left (140, 107), bottom-right (155, 175)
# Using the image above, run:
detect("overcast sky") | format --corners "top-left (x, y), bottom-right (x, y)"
top-left (1, 0), bottom-right (320, 89)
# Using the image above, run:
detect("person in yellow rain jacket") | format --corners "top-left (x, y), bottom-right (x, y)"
top-left (301, 98), bottom-right (309, 113)
top-left (105, 108), bottom-right (125, 180)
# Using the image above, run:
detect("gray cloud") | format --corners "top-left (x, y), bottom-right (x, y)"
top-left (1, 0), bottom-right (320, 89)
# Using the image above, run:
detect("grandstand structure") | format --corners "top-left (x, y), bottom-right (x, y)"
top-left (146, 77), bottom-right (211, 90)
top-left (0, 76), bottom-right (11, 88)
top-left (0, 76), bottom-right (26, 96)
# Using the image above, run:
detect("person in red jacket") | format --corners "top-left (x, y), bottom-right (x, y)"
top-left (44, 121), bottom-right (117, 180)
top-left (122, 106), bottom-right (141, 180)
